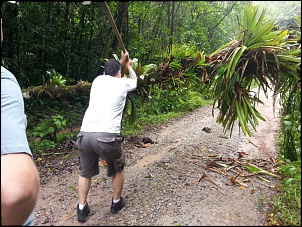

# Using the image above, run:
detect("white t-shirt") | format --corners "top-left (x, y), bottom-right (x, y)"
top-left (80, 75), bottom-right (137, 133)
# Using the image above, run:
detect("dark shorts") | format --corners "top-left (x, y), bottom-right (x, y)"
top-left (76, 131), bottom-right (126, 178)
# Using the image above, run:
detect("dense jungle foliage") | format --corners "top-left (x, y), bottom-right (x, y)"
top-left (0, 1), bottom-right (275, 86)
top-left (1, 1), bottom-right (301, 226)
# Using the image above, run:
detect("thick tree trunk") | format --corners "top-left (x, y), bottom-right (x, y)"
top-left (21, 81), bottom-right (92, 99)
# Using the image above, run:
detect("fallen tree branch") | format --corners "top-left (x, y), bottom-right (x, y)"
top-left (22, 81), bottom-right (92, 99)
top-left (34, 150), bottom-right (76, 157)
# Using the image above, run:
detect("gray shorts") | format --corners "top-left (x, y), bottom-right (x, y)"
top-left (76, 131), bottom-right (126, 178)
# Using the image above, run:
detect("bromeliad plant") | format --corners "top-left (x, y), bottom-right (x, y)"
top-left (154, 44), bottom-right (207, 93)
top-left (47, 69), bottom-right (67, 87)
top-left (202, 4), bottom-right (301, 137)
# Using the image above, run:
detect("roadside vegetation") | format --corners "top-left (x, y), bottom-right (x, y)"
top-left (269, 76), bottom-right (301, 226)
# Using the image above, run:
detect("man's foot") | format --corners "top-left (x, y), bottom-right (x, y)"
top-left (77, 202), bottom-right (90, 222)
top-left (110, 197), bottom-right (126, 214)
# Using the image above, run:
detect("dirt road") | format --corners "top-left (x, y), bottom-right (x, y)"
top-left (34, 88), bottom-right (281, 226)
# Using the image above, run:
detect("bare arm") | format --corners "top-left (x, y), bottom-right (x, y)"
top-left (127, 61), bottom-right (137, 84)
top-left (120, 51), bottom-right (137, 83)
top-left (1, 153), bottom-right (40, 225)
top-left (119, 51), bottom-right (129, 66)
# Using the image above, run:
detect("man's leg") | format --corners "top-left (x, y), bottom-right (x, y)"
top-left (110, 170), bottom-right (126, 213)
top-left (78, 175), bottom-right (91, 204)
top-left (112, 170), bottom-right (124, 200)
top-left (77, 175), bottom-right (91, 222)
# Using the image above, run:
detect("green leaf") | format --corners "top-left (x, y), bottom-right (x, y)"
top-left (283, 120), bottom-right (292, 126)
top-left (244, 163), bottom-right (280, 178)
top-left (278, 55), bottom-right (301, 63)
top-left (273, 29), bottom-right (289, 41)
top-left (245, 19), bottom-right (276, 47)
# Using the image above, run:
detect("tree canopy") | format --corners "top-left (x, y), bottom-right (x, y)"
top-left (1, 1), bottom-right (271, 87)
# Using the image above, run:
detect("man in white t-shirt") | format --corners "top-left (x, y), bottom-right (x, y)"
top-left (76, 51), bottom-right (137, 222)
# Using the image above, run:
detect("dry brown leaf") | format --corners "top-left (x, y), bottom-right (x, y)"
top-left (135, 143), bottom-right (150, 148)
top-left (195, 173), bottom-right (221, 188)
top-left (230, 176), bottom-right (248, 187)
top-left (143, 143), bottom-right (150, 148)
top-left (237, 151), bottom-right (248, 159)
top-left (207, 154), bottom-right (217, 157)
top-left (230, 176), bottom-right (237, 184)
top-left (99, 159), bottom-right (107, 167)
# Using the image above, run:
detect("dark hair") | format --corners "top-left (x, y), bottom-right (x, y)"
top-left (104, 59), bottom-right (121, 77)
